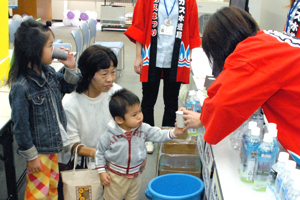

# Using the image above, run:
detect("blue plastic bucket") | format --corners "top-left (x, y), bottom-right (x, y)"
top-left (145, 173), bottom-right (204, 200)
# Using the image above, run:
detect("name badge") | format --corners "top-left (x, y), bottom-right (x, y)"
top-left (160, 24), bottom-right (174, 35)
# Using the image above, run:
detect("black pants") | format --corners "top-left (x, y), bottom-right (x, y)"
top-left (141, 68), bottom-right (181, 127)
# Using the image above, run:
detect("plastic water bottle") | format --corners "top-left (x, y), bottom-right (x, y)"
top-left (266, 152), bottom-right (290, 199)
top-left (253, 134), bottom-right (274, 191)
top-left (249, 108), bottom-right (264, 141)
top-left (230, 120), bottom-right (248, 150)
top-left (240, 127), bottom-right (261, 183)
top-left (280, 169), bottom-right (300, 200)
top-left (231, 108), bottom-right (263, 151)
top-left (286, 178), bottom-right (300, 200)
top-left (268, 123), bottom-right (280, 165)
top-left (239, 121), bottom-right (257, 174)
top-left (185, 90), bottom-right (201, 136)
top-left (275, 160), bottom-right (297, 195)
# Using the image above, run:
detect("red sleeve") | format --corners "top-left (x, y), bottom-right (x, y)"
top-left (201, 58), bottom-right (279, 144)
top-left (188, 0), bottom-right (201, 49)
top-left (124, 0), bottom-right (146, 44)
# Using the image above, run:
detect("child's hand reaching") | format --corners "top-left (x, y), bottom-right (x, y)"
top-left (100, 172), bottom-right (111, 186)
top-left (173, 122), bottom-right (189, 136)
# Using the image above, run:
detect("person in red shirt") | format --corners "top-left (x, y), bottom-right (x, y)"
top-left (181, 7), bottom-right (300, 156)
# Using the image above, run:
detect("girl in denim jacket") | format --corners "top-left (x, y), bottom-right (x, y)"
top-left (7, 19), bottom-right (80, 199)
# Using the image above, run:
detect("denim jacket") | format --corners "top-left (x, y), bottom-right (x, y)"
top-left (9, 64), bottom-right (80, 159)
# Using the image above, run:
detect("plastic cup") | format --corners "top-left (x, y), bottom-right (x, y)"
top-left (52, 47), bottom-right (68, 60)
top-left (176, 111), bottom-right (185, 128)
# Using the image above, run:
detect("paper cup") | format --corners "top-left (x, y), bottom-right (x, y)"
top-left (52, 47), bottom-right (68, 60)
top-left (176, 111), bottom-right (185, 128)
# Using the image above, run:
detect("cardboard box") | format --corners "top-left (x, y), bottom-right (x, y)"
top-left (158, 170), bottom-right (201, 178)
top-left (157, 139), bottom-right (201, 178)
top-left (160, 140), bottom-right (198, 155)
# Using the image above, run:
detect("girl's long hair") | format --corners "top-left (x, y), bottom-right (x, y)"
top-left (202, 7), bottom-right (259, 77)
top-left (7, 19), bottom-right (54, 86)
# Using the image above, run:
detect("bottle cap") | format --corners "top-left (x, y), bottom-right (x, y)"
top-left (284, 160), bottom-right (296, 171)
top-left (270, 129), bottom-right (278, 138)
top-left (251, 127), bottom-right (260, 136)
top-left (263, 133), bottom-right (272, 143)
top-left (268, 123), bottom-right (277, 130)
top-left (189, 90), bottom-right (196, 96)
top-left (277, 152), bottom-right (290, 163)
top-left (248, 121), bottom-right (257, 129)
top-left (268, 123), bottom-right (278, 137)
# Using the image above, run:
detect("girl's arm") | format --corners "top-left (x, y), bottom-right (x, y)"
top-left (9, 83), bottom-right (39, 160)
top-left (54, 48), bottom-right (81, 94)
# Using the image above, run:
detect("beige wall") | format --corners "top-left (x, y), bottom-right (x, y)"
top-left (52, 0), bottom-right (291, 32)
top-left (249, 0), bottom-right (290, 32)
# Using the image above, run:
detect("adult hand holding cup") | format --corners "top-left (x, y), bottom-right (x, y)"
top-left (52, 46), bottom-right (68, 60)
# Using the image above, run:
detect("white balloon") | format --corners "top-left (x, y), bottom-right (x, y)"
top-left (74, 10), bottom-right (81, 19)
top-left (85, 11), bottom-right (92, 19)
top-left (90, 11), bottom-right (97, 19)
top-left (63, 17), bottom-right (72, 26)
top-left (69, 18), bottom-right (80, 27)
top-left (63, 10), bottom-right (70, 18)
top-left (12, 14), bottom-right (23, 23)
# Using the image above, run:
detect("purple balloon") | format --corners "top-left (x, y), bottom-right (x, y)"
top-left (22, 14), bottom-right (28, 18)
top-left (67, 11), bottom-right (75, 20)
top-left (80, 12), bottom-right (89, 21)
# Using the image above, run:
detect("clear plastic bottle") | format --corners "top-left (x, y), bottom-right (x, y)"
top-left (240, 127), bottom-right (261, 183)
top-left (249, 108), bottom-right (264, 141)
top-left (268, 123), bottom-right (280, 165)
top-left (239, 121), bottom-right (257, 174)
top-left (230, 120), bottom-right (248, 150)
top-left (280, 169), bottom-right (300, 200)
top-left (275, 160), bottom-right (297, 195)
top-left (265, 152), bottom-right (290, 199)
top-left (253, 134), bottom-right (274, 191)
top-left (286, 178), bottom-right (300, 200)
top-left (185, 90), bottom-right (201, 136)
top-left (230, 109), bottom-right (263, 151)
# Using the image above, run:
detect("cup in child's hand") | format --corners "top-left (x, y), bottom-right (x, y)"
top-left (176, 111), bottom-right (185, 128)
top-left (52, 47), bottom-right (68, 60)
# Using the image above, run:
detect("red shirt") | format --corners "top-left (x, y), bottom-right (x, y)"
top-left (201, 30), bottom-right (300, 156)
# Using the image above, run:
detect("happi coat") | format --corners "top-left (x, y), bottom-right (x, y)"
top-left (124, 0), bottom-right (201, 84)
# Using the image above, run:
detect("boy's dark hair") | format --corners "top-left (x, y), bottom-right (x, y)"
top-left (7, 19), bottom-right (54, 85)
top-left (109, 88), bottom-right (140, 120)
top-left (76, 45), bottom-right (118, 93)
top-left (202, 7), bottom-right (259, 77)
